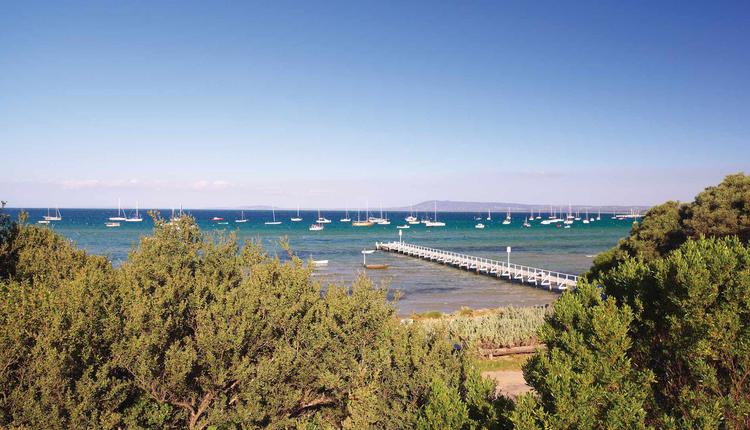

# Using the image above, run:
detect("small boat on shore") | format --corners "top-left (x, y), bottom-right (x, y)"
top-left (364, 264), bottom-right (388, 270)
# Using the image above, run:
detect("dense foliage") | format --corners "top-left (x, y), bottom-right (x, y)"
top-left (518, 173), bottom-right (750, 429)
top-left (0, 215), bottom-right (505, 429)
top-left (511, 283), bottom-right (653, 430)
top-left (588, 173), bottom-right (750, 279)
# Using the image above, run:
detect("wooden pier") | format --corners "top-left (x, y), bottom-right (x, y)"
top-left (375, 241), bottom-right (578, 292)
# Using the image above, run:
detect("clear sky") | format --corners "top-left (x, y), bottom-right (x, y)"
top-left (1, 0), bottom-right (748, 208)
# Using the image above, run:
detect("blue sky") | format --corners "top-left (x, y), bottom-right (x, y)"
top-left (1, 0), bottom-right (748, 208)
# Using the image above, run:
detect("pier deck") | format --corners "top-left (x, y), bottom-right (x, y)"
top-left (376, 241), bottom-right (578, 292)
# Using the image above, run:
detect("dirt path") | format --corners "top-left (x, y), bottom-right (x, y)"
top-left (482, 370), bottom-right (531, 398)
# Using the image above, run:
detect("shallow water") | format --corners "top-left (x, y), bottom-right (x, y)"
top-left (8, 208), bottom-right (633, 315)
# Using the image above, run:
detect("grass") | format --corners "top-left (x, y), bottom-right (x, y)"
top-left (475, 354), bottom-right (532, 372)
top-left (416, 305), bottom-right (550, 350)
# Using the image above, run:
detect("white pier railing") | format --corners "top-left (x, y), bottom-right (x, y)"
top-left (375, 241), bottom-right (578, 292)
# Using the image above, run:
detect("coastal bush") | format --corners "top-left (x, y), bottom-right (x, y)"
top-left (511, 282), bottom-right (653, 430)
top-left (601, 237), bottom-right (750, 428)
top-left (587, 172), bottom-right (750, 280)
top-left (419, 307), bottom-right (548, 351)
top-left (0, 216), bottom-right (503, 429)
top-left (527, 173), bottom-right (750, 429)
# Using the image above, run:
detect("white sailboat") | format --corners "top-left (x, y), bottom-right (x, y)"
top-left (291, 205), bottom-right (303, 222)
top-left (316, 209), bottom-right (331, 224)
top-left (425, 201), bottom-right (445, 227)
top-left (564, 204), bottom-right (574, 225)
top-left (596, 209), bottom-right (601, 221)
top-left (405, 206), bottom-right (417, 223)
top-left (125, 201), bottom-right (143, 222)
top-left (523, 217), bottom-right (531, 228)
top-left (486, 209), bottom-right (492, 221)
top-left (340, 208), bottom-right (351, 222)
top-left (265, 207), bottom-right (282, 225)
top-left (235, 211), bottom-right (248, 223)
top-left (109, 199), bottom-right (126, 221)
top-left (43, 207), bottom-right (62, 221)
top-left (583, 208), bottom-right (590, 224)
top-left (377, 211), bottom-right (391, 225)
top-left (502, 208), bottom-right (511, 225)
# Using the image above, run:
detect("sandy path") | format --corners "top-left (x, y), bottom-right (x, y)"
top-left (482, 370), bottom-right (531, 398)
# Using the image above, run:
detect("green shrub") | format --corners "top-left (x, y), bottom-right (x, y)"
top-left (419, 307), bottom-right (549, 350)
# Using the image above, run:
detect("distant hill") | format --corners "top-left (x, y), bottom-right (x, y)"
top-left (388, 200), bottom-right (650, 214)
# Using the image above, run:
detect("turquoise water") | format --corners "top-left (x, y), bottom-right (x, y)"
top-left (7, 208), bottom-right (633, 315)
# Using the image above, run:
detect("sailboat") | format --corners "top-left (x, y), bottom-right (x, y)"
top-left (352, 208), bottom-right (374, 227)
top-left (340, 208), bottom-right (351, 222)
top-left (502, 208), bottom-right (511, 225)
top-left (583, 208), bottom-right (590, 224)
top-left (235, 211), bottom-right (248, 223)
top-left (43, 207), bottom-right (62, 221)
top-left (564, 204), bottom-right (574, 225)
top-left (596, 209), bottom-right (601, 221)
top-left (574, 209), bottom-right (581, 221)
top-left (405, 206), bottom-right (417, 223)
top-left (377, 211), bottom-right (391, 225)
top-left (109, 199), bottom-right (126, 221)
top-left (407, 207), bottom-right (420, 224)
top-left (425, 201), bottom-right (445, 227)
top-left (486, 209), bottom-right (492, 221)
top-left (291, 205), bottom-right (303, 222)
top-left (523, 217), bottom-right (531, 228)
top-left (125, 201), bottom-right (143, 222)
top-left (316, 209), bottom-right (331, 224)
top-left (265, 207), bottom-right (282, 225)
top-left (475, 222), bottom-right (485, 229)
top-left (309, 223), bottom-right (324, 231)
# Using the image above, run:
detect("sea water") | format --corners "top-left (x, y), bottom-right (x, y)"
top-left (6, 208), bottom-right (633, 315)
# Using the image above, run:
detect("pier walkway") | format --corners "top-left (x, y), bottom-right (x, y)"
top-left (375, 241), bottom-right (578, 292)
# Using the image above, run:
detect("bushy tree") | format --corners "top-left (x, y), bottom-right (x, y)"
top-left (0, 221), bottom-right (127, 428)
top-left (602, 237), bottom-right (750, 428)
top-left (588, 173), bottom-right (750, 279)
top-left (1, 215), bottom-right (502, 429)
top-left (511, 282), bottom-right (654, 430)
